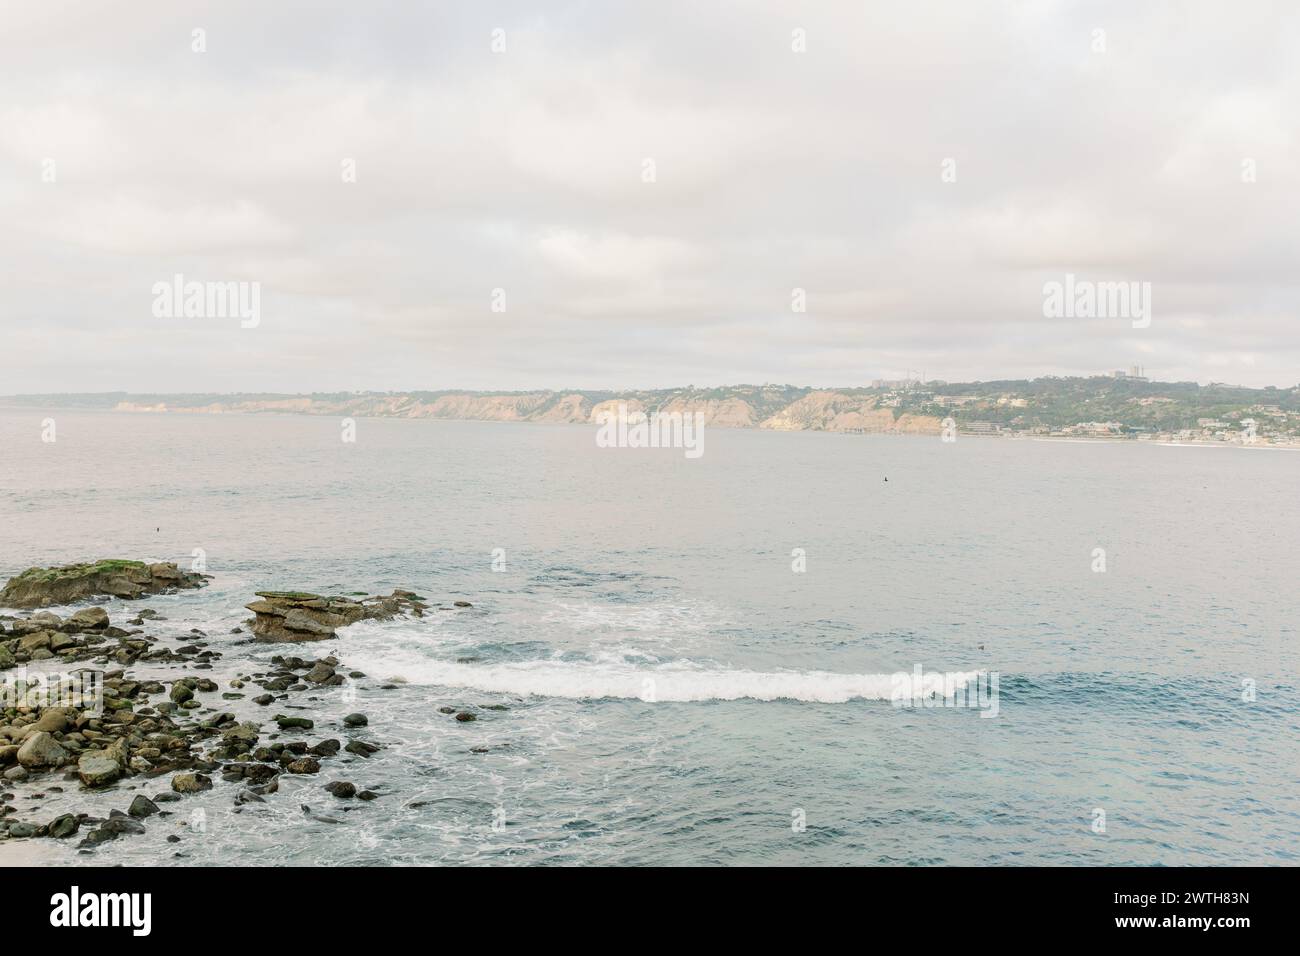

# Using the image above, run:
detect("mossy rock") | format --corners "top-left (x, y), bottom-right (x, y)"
top-left (1, 559), bottom-right (207, 609)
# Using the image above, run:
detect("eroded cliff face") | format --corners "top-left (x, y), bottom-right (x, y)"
top-left (760, 391), bottom-right (942, 434)
top-left (587, 398), bottom-right (646, 423)
top-left (655, 397), bottom-right (757, 428)
top-left (113, 389), bottom-right (940, 434)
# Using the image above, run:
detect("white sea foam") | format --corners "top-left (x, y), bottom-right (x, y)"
top-left (345, 653), bottom-right (983, 704)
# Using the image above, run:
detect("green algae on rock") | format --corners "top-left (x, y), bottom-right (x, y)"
top-left (0, 560), bottom-right (208, 609)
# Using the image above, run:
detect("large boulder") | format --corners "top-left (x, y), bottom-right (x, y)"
top-left (77, 752), bottom-right (122, 787)
top-left (245, 589), bottom-right (426, 642)
top-left (66, 607), bottom-right (110, 630)
top-left (16, 731), bottom-right (69, 769)
top-left (0, 560), bottom-right (208, 609)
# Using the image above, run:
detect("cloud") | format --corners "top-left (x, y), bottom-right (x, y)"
top-left (0, 0), bottom-right (1297, 392)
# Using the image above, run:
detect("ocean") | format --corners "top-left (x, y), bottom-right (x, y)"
top-left (1, 408), bottom-right (1297, 865)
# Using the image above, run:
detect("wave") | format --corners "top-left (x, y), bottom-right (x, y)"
top-left (345, 654), bottom-right (985, 704)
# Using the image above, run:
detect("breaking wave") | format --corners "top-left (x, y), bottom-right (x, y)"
top-left (346, 652), bottom-right (984, 704)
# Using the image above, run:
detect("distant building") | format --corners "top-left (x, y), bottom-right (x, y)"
top-left (1110, 365), bottom-right (1149, 382)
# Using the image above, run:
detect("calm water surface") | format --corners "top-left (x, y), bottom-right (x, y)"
top-left (1, 408), bottom-right (1297, 865)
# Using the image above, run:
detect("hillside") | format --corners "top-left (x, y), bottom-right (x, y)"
top-left (5, 377), bottom-right (1300, 443)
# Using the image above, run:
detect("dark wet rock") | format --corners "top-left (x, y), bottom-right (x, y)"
top-left (301, 804), bottom-right (341, 824)
top-left (4, 766), bottom-right (30, 782)
top-left (49, 813), bottom-right (80, 838)
top-left (454, 711), bottom-right (476, 722)
top-left (234, 789), bottom-right (265, 805)
top-left (103, 815), bottom-right (145, 835)
top-left (324, 781), bottom-right (356, 798)
top-left (7, 821), bottom-right (38, 838)
top-left (253, 694), bottom-right (275, 706)
top-left (357, 790), bottom-right (378, 801)
top-left (453, 600), bottom-right (472, 607)
top-left (0, 560), bottom-right (207, 609)
top-left (344, 741), bottom-right (380, 758)
top-left (169, 682), bottom-right (194, 704)
top-left (343, 713), bottom-right (368, 727)
top-left (245, 589), bottom-right (427, 643)
top-left (285, 757), bottom-right (321, 774)
top-left (437, 706), bottom-right (456, 714)
top-left (153, 792), bottom-right (182, 803)
top-left (304, 662), bottom-right (335, 683)
top-left (309, 739), bottom-right (340, 757)
top-left (128, 795), bottom-right (159, 818)
top-left (274, 714), bottom-right (314, 730)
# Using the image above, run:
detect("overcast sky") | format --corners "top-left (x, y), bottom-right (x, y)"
top-left (1, 1), bottom-right (1297, 393)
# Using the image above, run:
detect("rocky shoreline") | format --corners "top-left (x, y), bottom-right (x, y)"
top-left (0, 560), bottom-right (476, 853)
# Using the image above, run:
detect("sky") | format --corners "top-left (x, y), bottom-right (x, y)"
top-left (1, 0), bottom-right (1297, 394)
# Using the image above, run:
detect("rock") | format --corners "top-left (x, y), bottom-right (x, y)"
top-left (245, 589), bottom-right (426, 643)
top-left (77, 753), bottom-right (122, 787)
top-left (0, 646), bottom-right (15, 669)
top-left (0, 745), bottom-right (18, 765)
top-left (7, 821), bottom-right (37, 838)
top-left (4, 766), bottom-right (29, 782)
top-left (274, 714), bottom-right (314, 730)
top-left (171, 772), bottom-right (212, 794)
top-left (221, 722), bottom-right (260, 749)
top-left (253, 694), bottom-right (275, 706)
top-left (344, 741), bottom-right (380, 758)
top-left (169, 682), bottom-right (194, 704)
top-left (28, 708), bottom-right (71, 735)
top-left (285, 757), bottom-right (321, 774)
top-left (301, 804), bottom-right (341, 824)
top-left (49, 813), bottom-right (80, 838)
top-left (105, 736), bottom-right (130, 769)
top-left (66, 607), bottom-right (110, 630)
top-left (304, 662), bottom-right (335, 683)
top-left (453, 600), bottom-right (472, 608)
top-left (309, 739), bottom-right (340, 757)
top-left (100, 815), bottom-right (145, 836)
top-left (343, 713), bottom-right (368, 727)
top-left (234, 789), bottom-right (265, 805)
top-left (18, 631), bottom-right (53, 652)
top-left (17, 731), bottom-right (69, 769)
top-left (128, 795), bottom-right (159, 818)
top-left (324, 781), bottom-right (356, 798)
top-left (454, 711), bottom-right (476, 722)
top-left (357, 790), bottom-right (378, 801)
top-left (0, 560), bottom-right (207, 609)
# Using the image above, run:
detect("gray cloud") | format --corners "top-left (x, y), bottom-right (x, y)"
top-left (1, 0), bottom-right (1297, 392)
